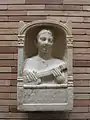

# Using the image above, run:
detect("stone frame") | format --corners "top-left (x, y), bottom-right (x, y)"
top-left (17, 19), bottom-right (73, 111)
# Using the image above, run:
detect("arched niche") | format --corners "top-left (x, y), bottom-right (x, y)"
top-left (25, 24), bottom-right (66, 60)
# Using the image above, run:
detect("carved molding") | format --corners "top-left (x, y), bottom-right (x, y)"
top-left (23, 84), bottom-right (68, 89)
top-left (17, 87), bottom-right (23, 105)
top-left (18, 19), bottom-right (72, 36)
top-left (66, 35), bottom-right (73, 47)
top-left (18, 35), bottom-right (25, 47)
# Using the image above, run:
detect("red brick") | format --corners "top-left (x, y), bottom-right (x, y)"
top-left (74, 74), bottom-right (90, 80)
top-left (74, 100), bottom-right (90, 106)
top-left (72, 29), bottom-right (86, 35)
top-left (0, 66), bottom-right (11, 72)
top-left (88, 107), bottom-right (90, 112)
top-left (47, 16), bottom-right (84, 22)
top-left (0, 54), bottom-right (13, 60)
top-left (74, 87), bottom-right (90, 93)
top-left (11, 67), bottom-right (17, 73)
top-left (0, 35), bottom-right (17, 40)
top-left (0, 80), bottom-right (10, 86)
top-left (74, 94), bottom-right (89, 100)
top-left (0, 47), bottom-right (17, 53)
top-left (0, 29), bottom-right (17, 35)
top-left (65, 5), bottom-right (83, 11)
top-left (86, 29), bottom-right (90, 35)
top-left (0, 100), bottom-right (16, 105)
top-left (72, 107), bottom-right (88, 112)
top-left (72, 23), bottom-right (90, 29)
top-left (63, 0), bottom-right (90, 5)
top-left (0, 22), bottom-right (18, 29)
top-left (69, 113), bottom-right (90, 120)
top-left (74, 42), bottom-right (90, 48)
top-left (0, 5), bottom-right (7, 10)
top-left (45, 5), bottom-right (63, 10)
top-left (0, 113), bottom-right (28, 118)
top-left (0, 93), bottom-right (10, 99)
top-left (74, 48), bottom-right (90, 54)
top-left (83, 17), bottom-right (90, 23)
top-left (0, 86), bottom-right (16, 93)
top-left (74, 54), bottom-right (90, 60)
top-left (74, 35), bottom-right (90, 42)
top-left (10, 80), bottom-right (17, 86)
top-left (13, 54), bottom-right (17, 60)
top-left (0, 0), bottom-right (25, 4)
top-left (83, 6), bottom-right (90, 11)
top-left (8, 5), bottom-right (45, 10)
top-left (0, 41), bottom-right (17, 46)
top-left (27, 10), bottom-right (90, 17)
top-left (46, 5), bottom-right (83, 11)
top-left (0, 17), bottom-right (8, 21)
top-left (0, 73), bottom-right (16, 80)
top-left (74, 60), bottom-right (90, 67)
top-left (0, 60), bottom-right (17, 67)
top-left (0, 106), bottom-right (9, 112)
top-left (74, 80), bottom-right (89, 87)
top-left (74, 67), bottom-right (90, 73)
top-left (25, 0), bottom-right (63, 4)
top-left (9, 105), bottom-right (17, 112)
top-left (0, 11), bottom-right (27, 16)
top-left (10, 93), bottom-right (16, 99)
top-left (8, 16), bottom-right (46, 22)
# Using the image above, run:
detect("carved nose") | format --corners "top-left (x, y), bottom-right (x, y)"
top-left (44, 44), bottom-right (47, 47)
top-left (44, 40), bottom-right (48, 45)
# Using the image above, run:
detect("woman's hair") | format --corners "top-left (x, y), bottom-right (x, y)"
top-left (37, 29), bottom-right (53, 40)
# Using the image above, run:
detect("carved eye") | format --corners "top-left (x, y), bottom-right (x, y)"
top-left (48, 38), bottom-right (53, 43)
top-left (41, 37), bottom-right (46, 41)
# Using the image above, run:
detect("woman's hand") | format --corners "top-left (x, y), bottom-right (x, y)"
top-left (23, 69), bottom-right (41, 84)
top-left (51, 67), bottom-right (65, 84)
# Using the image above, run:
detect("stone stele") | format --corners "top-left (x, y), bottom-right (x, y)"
top-left (17, 19), bottom-right (73, 111)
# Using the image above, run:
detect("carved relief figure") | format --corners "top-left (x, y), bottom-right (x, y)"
top-left (23, 29), bottom-right (67, 85)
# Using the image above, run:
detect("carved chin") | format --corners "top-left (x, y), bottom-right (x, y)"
top-left (41, 48), bottom-right (48, 53)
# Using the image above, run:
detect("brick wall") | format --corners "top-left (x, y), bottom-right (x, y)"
top-left (0, 0), bottom-right (90, 119)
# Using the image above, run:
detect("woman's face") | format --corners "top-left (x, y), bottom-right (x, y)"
top-left (37, 32), bottom-right (53, 54)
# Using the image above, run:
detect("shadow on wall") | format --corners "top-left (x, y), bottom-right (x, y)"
top-left (28, 111), bottom-right (70, 120)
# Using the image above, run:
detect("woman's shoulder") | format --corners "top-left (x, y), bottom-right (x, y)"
top-left (52, 58), bottom-right (65, 65)
top-left (51, 58), bottom-right (67, 70)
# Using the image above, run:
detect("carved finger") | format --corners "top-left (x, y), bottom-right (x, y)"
top-left (33, 75), bottom-right (38, 82)
top-left (30, 72), bottom-right (35, 80)
top-left (53, 68), bottom-right (59, 76)
top-left (57, 68), bottom-right (62, 75)
top-left (60, 72), bottom-right (65, 78)
top-left (26, 74), bottom-right (30, 80)
top-left (31, 72), bottom-right (38, 82)
top-left (52, 69), bottom-right (57, 76)
top-left (34, 74), bottom-right (38, 81)
top-left (36, 78), bottom-right (41, 85)
top-left (23, 75), bottom-right (27, 80)
top-left (27, 72), bottom-right (33, 80)
top-left (33, 71), bottom-right (39, 81)
top-left (23, 71), bottom-right (30, 80)
top-left (55, 68), bottom-right (60, 76)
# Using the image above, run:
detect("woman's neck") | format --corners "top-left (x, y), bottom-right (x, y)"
top-left (38, 51), bottom-right (52, 60)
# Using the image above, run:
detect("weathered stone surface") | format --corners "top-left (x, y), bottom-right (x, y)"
top-left (17, 20), bottom-right (73, 111)
top-left (23, 89), bottom-right (67, 103)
